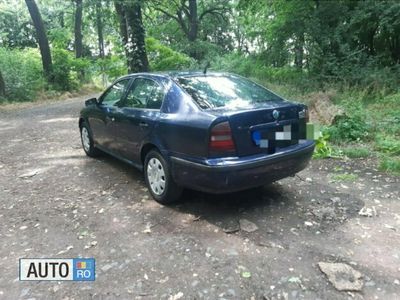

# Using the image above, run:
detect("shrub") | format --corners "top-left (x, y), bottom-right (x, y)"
top-left (313, 132), bottom-right (334, 158)
top-left (52, 48), bottom-right (90, 91)
top-left (146, 37), bottom-right (194, 71)
top-left (0, 47), bottom-right (44, 102)
top-left (379, 156), bottom-right (400, 174)
top-left (213, 53), bottom-right (256, 76)
top-left (375, 135), bottom-right (400, 155)
top-left (327, 113), bottom-right (370, 142)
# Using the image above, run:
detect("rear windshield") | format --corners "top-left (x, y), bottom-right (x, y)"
top-left (177, 75), bottom-right (282, 109)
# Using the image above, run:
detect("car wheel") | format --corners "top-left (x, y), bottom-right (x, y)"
top-left (144, 150), bottom-right (182, 204)
top-left (80, 122), bottom-right (100, 157)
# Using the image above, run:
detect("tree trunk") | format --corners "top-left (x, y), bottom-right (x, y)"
top-left (114, 0), bottom-right (129, 55)
top-left (294, 32), bottom-right (304, 70)
top-left (59, 11), bottom-right (64, 28)
top-left (115, 0), bottom-right (149, 73)
top-left (95, 0), bottom-right (105, 58)
top-left (188, 0), bottom-right (198, 42)
top-left (25, 0), bottom-right (53, 83)
top-left (74, 0), bottom-right (83, 59)
top-left (0, 70), bottom-right (5, 97)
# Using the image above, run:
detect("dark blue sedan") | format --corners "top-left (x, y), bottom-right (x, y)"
top-left (79, 72), bottom-right (314, 203)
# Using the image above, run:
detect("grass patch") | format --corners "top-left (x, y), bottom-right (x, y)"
top-left (330, 173), bottom-right (359, 182)
top-left (375, 135), bottom-right (400, 155)
top-left (379, 156), bottom-right (400, 174)
top-left (341, 147), bottom-right (371, 158)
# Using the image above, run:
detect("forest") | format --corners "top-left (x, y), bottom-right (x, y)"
top-left (0, 0), bottom-right (399, 172)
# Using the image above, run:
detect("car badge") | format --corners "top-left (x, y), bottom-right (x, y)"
top-left (272, 109), bottom-right (280, 120)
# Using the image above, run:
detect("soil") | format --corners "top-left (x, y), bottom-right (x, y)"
top-left (0, 95), bottom-right (399, 299)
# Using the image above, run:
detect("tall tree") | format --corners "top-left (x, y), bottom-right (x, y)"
top-left (74, 0), bottom-right (83, 59)
top-left (114, 0), bottom-right (149, 72)
top-left (150, 0), bottom-right (229, 42)
top-left (0, 70), bottom-right (5, 97)
top-left (25, 0), bottom-right (53, 83)
top-left (95, 0), bottom-right (105, 58)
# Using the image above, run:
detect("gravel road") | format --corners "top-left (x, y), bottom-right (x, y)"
top-left (0, 96), bottom-right (399, 299)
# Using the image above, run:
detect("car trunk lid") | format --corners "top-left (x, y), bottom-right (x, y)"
top-left (207, 102), bottom-right (303, 157)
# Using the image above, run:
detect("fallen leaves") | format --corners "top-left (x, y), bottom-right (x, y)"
top-left (358, 206), bottom-right (377, 217)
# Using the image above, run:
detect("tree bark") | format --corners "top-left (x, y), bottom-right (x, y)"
top-left (114, 1), bottom-right (129, 50)
top-left (0, 70), bottom-right (5, 97)
top-left (188, 0), bottom-right (198, 42)
top-left (95, 0), bottom-right (105, 58)
top-left (74, 0), bottom-right (83, 59)
top-left (25, 0), bottom-right (53, 83)
top-left (59, 11), bottom-right (65, 28)
top-left (115, 0), bottom-right (149, 73)
top-left (294, 32), bottom-right (304, 70)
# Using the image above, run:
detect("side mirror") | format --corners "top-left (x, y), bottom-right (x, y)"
top-left (85, 97), bottom-right (98, 106)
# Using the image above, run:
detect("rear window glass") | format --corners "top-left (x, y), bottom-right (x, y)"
top-left (177, 75), bottom-right (282, 109)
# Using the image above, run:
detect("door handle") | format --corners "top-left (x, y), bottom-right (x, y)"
top-left (139, 122), bottom-right (149, 128)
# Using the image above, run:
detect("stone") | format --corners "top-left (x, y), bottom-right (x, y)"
top-left (318, 262), bottom-right (363, 291)
top-left (239, 219), bottom-right (258, 232)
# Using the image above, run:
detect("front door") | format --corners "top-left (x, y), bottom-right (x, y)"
top-left (113, 77), bottom-right (165, 162)
top-left (89, 78), bottom-right (131, 151)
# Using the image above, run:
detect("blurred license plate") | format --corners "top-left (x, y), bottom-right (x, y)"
top-left (252, 125), bottom-right (292, 148)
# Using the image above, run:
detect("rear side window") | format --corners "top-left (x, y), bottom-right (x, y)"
top-left (124, 78), bottom-right (164, 109)
top-left (101, 79), bottom-right (130, 106)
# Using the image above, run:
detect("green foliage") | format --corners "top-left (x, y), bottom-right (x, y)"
top-left (0, 48), bottom-right (44, 102)
top-left (379, 156), bottom-right (400, 174)
top-left (327, 113), bottom-right (370, 142)
top-left (95, 56), bottom-right (127, 81)
top-left (212, 53), bottom-right (255, 76)
top-left (313, 132), bottom-right (334, 159)
top-left (51, 48), bottom-right (89, 91)
top-left (341, 147), bottom-right (371, 158)
top-left (375, 135), bottom-right (400, 155)
top-left (330, 173), bottom-right (359, 182)
top-left (212, 53), bottom-right (309, 88)
top-left (48, 28), bottom-right (72, 49)
top-left (146, 37), bottom-right (194, 71)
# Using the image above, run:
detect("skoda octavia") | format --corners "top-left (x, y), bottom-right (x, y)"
top-left (79, 72), bottom-right (314, 203)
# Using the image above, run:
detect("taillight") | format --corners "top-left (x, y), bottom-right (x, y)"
top-left (209, 121), bottom-right (236, 153)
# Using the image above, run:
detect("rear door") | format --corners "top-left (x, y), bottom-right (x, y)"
top-left (112, 77), bottom-right (165, 162)
top-left (89, 78), bottom-right (131, 150)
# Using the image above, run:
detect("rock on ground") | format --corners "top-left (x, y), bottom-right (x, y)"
top-left (318, 262), bottom-right (363, 292)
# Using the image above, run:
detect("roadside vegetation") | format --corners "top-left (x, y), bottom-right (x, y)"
top-left (0, 0), bottom-right (399, 173)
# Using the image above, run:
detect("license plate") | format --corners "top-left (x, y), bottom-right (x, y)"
top-left (252, 125), bottom-right (292, 148)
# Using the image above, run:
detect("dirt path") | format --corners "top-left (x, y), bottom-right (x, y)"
top-left (0, 96), bottom-right (399, 299)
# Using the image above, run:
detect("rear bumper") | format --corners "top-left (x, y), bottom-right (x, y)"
top-left (170, 141), bottom-right (315, 193)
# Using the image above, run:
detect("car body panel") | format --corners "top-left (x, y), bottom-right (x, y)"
top-left (170, 141), bottom-right (314, 193)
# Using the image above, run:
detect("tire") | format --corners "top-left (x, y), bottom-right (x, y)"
top-left (144, 150), bottom-right (182, 204)
top-left (80, 122), bottom-right (100, 157)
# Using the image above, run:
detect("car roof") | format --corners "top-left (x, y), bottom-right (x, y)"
top-left (121, 71), bottom-right (232, 81)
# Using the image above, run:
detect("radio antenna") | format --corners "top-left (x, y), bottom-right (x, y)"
top-left (203, 61), bottom-right (211, 75)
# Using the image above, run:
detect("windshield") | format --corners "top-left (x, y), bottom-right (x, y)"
top-left (177, 75), bottom-right (282, 110)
